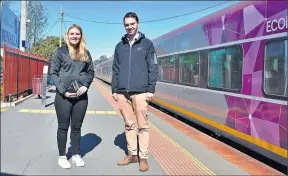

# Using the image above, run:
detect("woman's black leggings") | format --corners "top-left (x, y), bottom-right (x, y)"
top-left (54, 92), bottom-right (88, 156)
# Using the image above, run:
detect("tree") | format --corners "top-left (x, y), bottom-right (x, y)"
top-left (99, 55), bottom-right (108, 61)
top-left (93, 54), bottom-right (113, 65)
top-left (29, 36), bottom-right (66, 60)
top-left (27, 1), bottom-right (48, 45)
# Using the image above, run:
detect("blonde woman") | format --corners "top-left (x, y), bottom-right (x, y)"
top-left (50, 24), bottom-right (94, 169)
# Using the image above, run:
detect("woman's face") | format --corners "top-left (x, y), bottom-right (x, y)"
top-left (68, 27), bottom-right (81, 47)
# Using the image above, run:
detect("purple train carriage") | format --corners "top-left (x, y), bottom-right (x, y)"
top-left (95, 1), bottom-right (288, 165)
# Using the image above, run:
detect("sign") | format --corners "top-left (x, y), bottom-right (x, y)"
top-left (21, 40), bottom-right (30, 48)
top-left (43, 65), bottom-right (49, 74)
top-left (1, 4), bottom-right (20, 48)
top-left (266, 16), bottom-right (288, 33)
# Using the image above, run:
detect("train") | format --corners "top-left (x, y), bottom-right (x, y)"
top-left (95, 1), bottom-right (288, 166)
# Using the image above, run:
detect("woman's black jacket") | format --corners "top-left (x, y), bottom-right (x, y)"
top-left (50, 46), bottom-right (95, 95)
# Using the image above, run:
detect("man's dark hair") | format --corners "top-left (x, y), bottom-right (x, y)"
top-left (123, 12), bottom-right (139, 23)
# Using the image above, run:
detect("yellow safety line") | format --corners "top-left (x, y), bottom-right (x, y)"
top-left (86, 111), bottom-right (95, 114)
top-left (40, 110), bottom-right (54, 113)
top-left (19, 109), bottom-right (31, 112)
top-left (95, 111), bottom-right (107, 114)
top-left (106, 111), bottom-right (117, 114)
top-left (1, 108), bottom-right (8, 112)
top-left (18, 109), bottom-right (116, 115)
top-left (149, 122), bottom-right (216, 175)
top-left (30, 109), bottom-right (42, 113)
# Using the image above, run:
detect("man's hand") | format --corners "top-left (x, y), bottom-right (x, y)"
top-left (112, 93), bottom-right (118, 101)
top-left (65, 92), bottom-right (77, 98)
top-left (76, 86), bottom-right (88, 96)
top-left (146, 92), bottom-right (154, 101)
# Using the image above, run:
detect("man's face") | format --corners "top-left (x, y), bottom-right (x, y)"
top-left (124, 17), bottom-right (139, 36)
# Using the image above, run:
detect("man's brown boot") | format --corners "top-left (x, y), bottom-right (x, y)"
top-left (117, 154), bottom-right (138, 166)
top-left (139, 159), bottom-right (149, 172)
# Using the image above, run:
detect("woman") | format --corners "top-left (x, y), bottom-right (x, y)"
top-left (50, 24), bottom-right (94, 169)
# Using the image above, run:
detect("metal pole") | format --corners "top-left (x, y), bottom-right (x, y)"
top-left (0, 2), bottom-right (2, 101)
top-left (26, 21), bottom-right (29, 51)
top-left (28, 54), bottom-right (31, 93)
top-left (20, 0), bottom-right (27, 51)
top-left (59, 6), bottom-right (63, 47)
top-left (41, 65), bottom-right (48, 108)
top-left (0, 1), bottom-right (3, 34)
top-left (16, 52), bottom-right (19, 100)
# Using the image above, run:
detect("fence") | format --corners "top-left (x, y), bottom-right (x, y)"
top-left (1, 44), bottom-right (50, 102)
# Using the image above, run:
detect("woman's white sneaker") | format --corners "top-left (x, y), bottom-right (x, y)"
top-left (72, 154), bottom-right (85, 167)
top-left (58, 156), bottom-right (71, 169)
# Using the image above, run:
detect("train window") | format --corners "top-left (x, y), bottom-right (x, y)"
top-left (157, 58), bottom-right (161, 81)
top-left (96, 67), bottom-right (101, 74)
top-left (103, 66), bottom-right (110, 75)
top-left (179, 52), bottom-right (199, 86)
top-left (208, 46), bottom-right (243, 91)
top-left (160, 57), bottom-right (175, 82)
top-left (264, 39), bottom-right (288, 97)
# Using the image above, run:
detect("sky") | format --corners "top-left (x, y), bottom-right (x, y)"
top-left (9, 1), bottom-right (239, 60)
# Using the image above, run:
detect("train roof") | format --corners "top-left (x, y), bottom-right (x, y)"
top-left (94, 58), bottom-right (113, 66)
top-left (152, 1), bottom-right (262, 43)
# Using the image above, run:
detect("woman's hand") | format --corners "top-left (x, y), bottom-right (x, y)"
top-left (65, 92), bottom-right (77, 98)
top-left (146, 92), bottom-right (154, 101)
top-left (76, 86), bottom-right (88, 96)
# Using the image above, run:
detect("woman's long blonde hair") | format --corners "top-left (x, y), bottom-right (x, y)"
top-left (65, 24), bottom-right (89, 62)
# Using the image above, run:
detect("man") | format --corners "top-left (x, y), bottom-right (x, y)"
top-left (111, 12), bottom-right (158, 172)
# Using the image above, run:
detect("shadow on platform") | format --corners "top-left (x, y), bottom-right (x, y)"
top-left (48, 89), bottom-right (57, 93)
top-left (45, 101), bottom-right (54, 107)
top-left (67, 133), bottom-right (102, 159)
top-left (34, 96), bottom-right (51, 100)
top-left (1, 173), bottom-right (21, 176)
top-left (114, 132), bottom-right (128, 155)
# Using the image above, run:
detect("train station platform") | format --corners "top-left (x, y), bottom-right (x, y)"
top-left (1, 79), bottom-right (285, 175)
